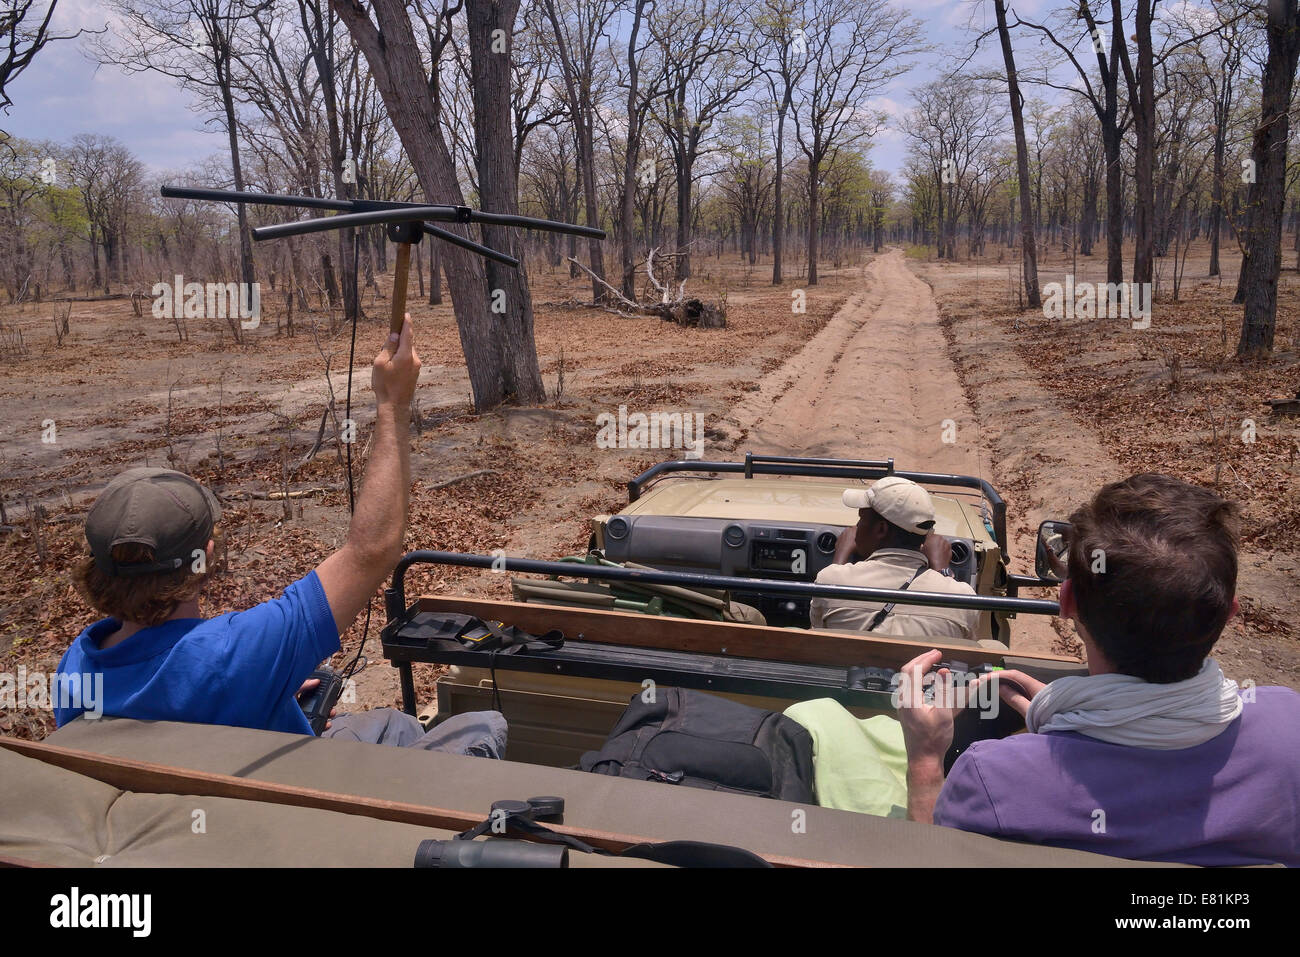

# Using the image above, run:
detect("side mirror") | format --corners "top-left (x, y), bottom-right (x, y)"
top-left (1034, 520), bottom-right (1072, 583)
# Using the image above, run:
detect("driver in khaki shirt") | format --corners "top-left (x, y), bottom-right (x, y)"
top-left (809, 476), bottom-right (980, 642)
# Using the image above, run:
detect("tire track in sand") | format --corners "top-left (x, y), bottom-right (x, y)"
top-left (722, 248), bottom-right (985, 479)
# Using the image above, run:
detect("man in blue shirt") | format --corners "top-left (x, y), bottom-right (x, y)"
top-left (56, 316), bottom-right (503, 755)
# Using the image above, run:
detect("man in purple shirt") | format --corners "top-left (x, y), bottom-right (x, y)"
top-left (896, 473), bottom-right (1299, 866)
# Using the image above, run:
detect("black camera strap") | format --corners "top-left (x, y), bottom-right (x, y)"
top-left (453, 799), bottom-right (771, 868)
top-left (865, 562), bottom-right (929, 632)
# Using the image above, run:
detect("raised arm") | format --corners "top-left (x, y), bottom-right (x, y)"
top-left (315, 316), bottom-right (421, 635)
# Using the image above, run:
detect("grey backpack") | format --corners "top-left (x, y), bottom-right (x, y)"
top-left (580, 687), bottom-right (816, 803)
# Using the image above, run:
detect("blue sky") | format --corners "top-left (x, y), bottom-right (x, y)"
top-left (4, 0), bottom-right (217, 172)
top-left (3, 0), bottom-right (1049, 180)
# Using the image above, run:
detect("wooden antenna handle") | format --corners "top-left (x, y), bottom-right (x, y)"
top-left (391, 242), bottom-right (412, 335)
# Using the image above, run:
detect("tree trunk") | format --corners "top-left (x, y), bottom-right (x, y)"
top-left (807, 159), bottom-right (820, 285)
top-left (89, 224), bottom-right (102, 291)
top-left (287, 237), bottom-right (309, 311)
top-left (1080, 178), bottom-right (1098, 258)
top-left (541, 0), bottom-right (607, 301)
top-left (429, 240), bottom-right (442, 305)
top-left (1210, 131), bottom-right (1225, 278)
top-left (675, 160), bottom-right (692, 280)
top-left (996, 0), bottom-right (1038, 307)
top-left (303, 0), bottom-right (358, 324)
top-left (218, 51), bottom-right (252, 343)
top-left (1103, 125), bottom-right (1124, 285)
top-left (321, 253), bottom-right (338, 313)
top-left (1127, 0), bottom-right (1156, 288)
top-left (935, 171), bottom-right (945, 260)
top-left (566, 163), bottom-right (580, 278)
top-left (467, 0), bottom-right (545, 403)
top-left (335, 0), bottom-right (520, 410)
top-left (620, 1), bottom-right (647, 301)
top-left (1238, 0), bottom-right (1300, 357)
top-left (772, 102), bottom-right (788, 285)
top-left (415, 234), bottom-right (424, 298)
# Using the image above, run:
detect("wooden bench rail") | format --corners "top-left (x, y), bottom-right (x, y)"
top-left (411, 596), bottom-right (1080, 670)
top-left (0, 737), bottom-right (836, 868)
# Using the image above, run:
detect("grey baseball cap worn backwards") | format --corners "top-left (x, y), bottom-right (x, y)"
top-left (85, 468), bottom-right (222, 576)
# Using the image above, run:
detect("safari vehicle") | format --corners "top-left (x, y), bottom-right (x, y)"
top-left (589, 453), bottom-right (1017, 634)
top-left (0, 456), bottom-right (1106, 869)
top-left (384, 454), bottom-right (1080, 771)
top-left (3, 522), bottom-right (1129, 869)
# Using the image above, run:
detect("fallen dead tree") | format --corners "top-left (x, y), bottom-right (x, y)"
top-left (566, 247), bottom-right (725, 329)
top-left (1263, 390), bottom-right (1300, 417)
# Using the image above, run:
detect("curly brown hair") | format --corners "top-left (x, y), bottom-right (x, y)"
top-left (72, 540), bottom-right (210, 626)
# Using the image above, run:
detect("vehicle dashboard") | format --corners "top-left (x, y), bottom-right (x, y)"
top-left (600, 513), bottom-right (979, 627)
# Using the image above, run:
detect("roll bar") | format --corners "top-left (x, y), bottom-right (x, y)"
top-left (627, 453), bottom-right (1009, 557)
top-left (384, 550), bottom-right (1059, 623)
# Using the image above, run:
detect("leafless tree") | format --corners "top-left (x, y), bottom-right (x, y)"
top-left (752, 0), bottom-right (810, 286)
top-left (0, 0), bottom-right (85, 112)
top-left (334, 0), bottom-right (545, 406)
top-left (510, 1), bottom-right (566, 185)
top-left (520, 123), bottom-right (580, 267)
top-left (648, 0), bottom-right (756, 280)
top-left (615, 0), bottom-right (653, 300)
top-left (297, 0), bottom-right (361, 321)
top-left (467, 0), bottom-right (545, 403)
top-left (1015, 3), bottom-right (1132, 286)
top-left (791, 0), bottom-right (920, 284)
top-left (541, 0), bottom-right (616, 301)
top-left (92, 0), bottom-right (263, 306)
top-left (1175, 0), bottom-right (1254, 278)
top-left (990, 0), bottom-right (1040, 306)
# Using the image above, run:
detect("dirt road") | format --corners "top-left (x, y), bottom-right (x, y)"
top-left (714, 248), bottom-right (1061, 654)
top-left (729, 249), bottom-right (983, 472)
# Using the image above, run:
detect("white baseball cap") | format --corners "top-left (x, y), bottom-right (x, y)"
top-left (842, 476), bottom-right (936, 534)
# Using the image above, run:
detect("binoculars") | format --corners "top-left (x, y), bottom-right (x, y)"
top-left (414, 796), bottom-right (569, 869)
